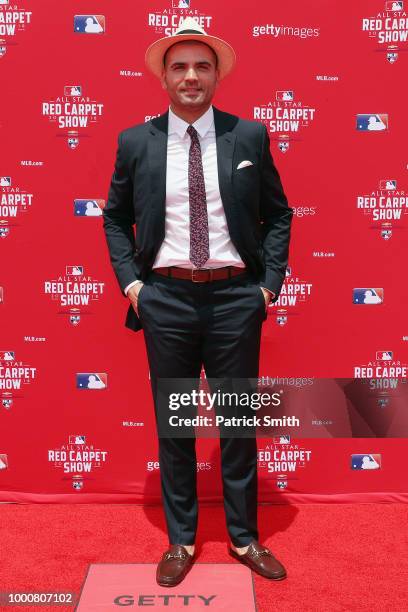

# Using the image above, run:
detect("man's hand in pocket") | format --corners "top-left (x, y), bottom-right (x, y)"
top-left (260, 287), bottom-right (274, 312)
top-left (128, 282), bottom-right (144, 317)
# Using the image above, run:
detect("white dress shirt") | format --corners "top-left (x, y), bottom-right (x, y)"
top-left (124, 105), bottom-right (274, 298)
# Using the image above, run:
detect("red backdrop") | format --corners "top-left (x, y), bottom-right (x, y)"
top-left (1, 0), bottom-right (407, 503)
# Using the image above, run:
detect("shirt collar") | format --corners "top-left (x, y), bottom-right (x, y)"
top-left (168, 104), bottom-right (214, 139)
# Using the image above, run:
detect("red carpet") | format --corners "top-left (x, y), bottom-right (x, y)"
top-left (1, 502), bottom-right (407, 611)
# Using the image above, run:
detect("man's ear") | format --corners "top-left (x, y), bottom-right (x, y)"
top-left (160, 70), bottom-right (167, 90)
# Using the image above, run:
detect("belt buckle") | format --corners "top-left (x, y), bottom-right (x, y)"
top-left (191, 268), bottom-right (211, 282)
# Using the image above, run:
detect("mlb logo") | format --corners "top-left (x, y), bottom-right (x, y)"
top-left (381, 229), bottom-right (392, 240)
top-left (0, 454), bottom-right (8, 470)
top-left (285, 266), bottom-right (292, 277)
top-left (74, 199), bottom-right (104, 216)
top-left (0, 351), bottom-right (15, 361)
top-left (74, 15), bottom-right (105, 34)
top-left (0, 45), bottom-right (6, 57)
top-left (379, 179), bottom-right (396, 190)
top-left (277, 315), bottom-right (287, 326)
top-left (356, 114), bottom-right (388, 131)
top-left (273, 435), bottom-right (290, 444)
top-left (351, 454), bottom-right (381, 470)
top-left (276, 90), bottom-right (294, 101)
top-left (375, 350), bottom-right (393, 361)
top-left (278, 141), bottom-right (289, 153)
top-left (64, 85), bottom-right (82, 97)
top-left (352, 288), bottom-right (383, 304)
top-left (69, 435), bottom-right (86, 445)
top-left (73, 480), bottom-right (83, 490)
top-left (0, 176), bottom-right (11, 186)
top-left (385, 1), bottom-right (403, 10)
top-left (2, 398), bottom-right (12, 409)
top-left (76, 373), bottom-right (107, 389)
top-left (172, 0), bottom-right (191, 6)
top-left (387, 51), bottom-right (398, 63)
top-left (377, 398), bottom-right (389, 408)
top-left (66, 265), bottom-right (84, 276)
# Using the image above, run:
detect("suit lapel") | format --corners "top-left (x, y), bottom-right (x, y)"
top-left (147, 106), bottom-right (238, 246)
top-left (148, 112), bottom-right (169, 242)
top-left (213, 106), bottom-right (238, 238)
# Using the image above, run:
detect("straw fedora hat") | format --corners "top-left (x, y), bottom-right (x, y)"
top-left (145, 17), bottom-right (236, 80)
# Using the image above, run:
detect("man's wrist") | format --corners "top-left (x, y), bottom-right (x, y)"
top-left (124, 280), bottom-right (143, 296)
top-left (260, 286), bottom-right (275, 299)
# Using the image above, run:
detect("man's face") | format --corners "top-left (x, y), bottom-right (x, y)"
top-left (161, 41), bottom-right (219, 111)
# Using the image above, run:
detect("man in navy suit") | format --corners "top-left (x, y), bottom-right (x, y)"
top-left (103, 18), bottom-right (293, 586)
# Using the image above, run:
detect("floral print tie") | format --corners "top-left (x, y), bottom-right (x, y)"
top-left (187, 125), bottom-right (210, 268)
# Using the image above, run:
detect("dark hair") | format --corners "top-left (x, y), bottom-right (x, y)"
top-left (163, 40), bottom-right (218, 69)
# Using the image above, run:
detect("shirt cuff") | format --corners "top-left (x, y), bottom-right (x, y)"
top-left (124, 280), bottom-right (143, 296)
top-left (260, 286), bottom-right (275, 299)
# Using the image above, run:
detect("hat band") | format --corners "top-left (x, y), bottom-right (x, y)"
top-left (177, 29), bottom-right (205, 35)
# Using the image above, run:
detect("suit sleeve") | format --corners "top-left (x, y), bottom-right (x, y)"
top-left (258, 125), bottom-right (293, 302)
top-left (102, 131), bottom-right (139, 297)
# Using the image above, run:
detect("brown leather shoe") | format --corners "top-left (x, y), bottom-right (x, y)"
top-left (156, 544), bottom-right (195, 587)
top-left (229, 540), bottom-right (287, 580)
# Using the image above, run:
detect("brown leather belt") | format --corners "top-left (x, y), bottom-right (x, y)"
top-left (153, 266), bottom-right (246, 283)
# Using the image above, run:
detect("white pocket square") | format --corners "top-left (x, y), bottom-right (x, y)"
top-left (236, 160), bottom-right (254, 170)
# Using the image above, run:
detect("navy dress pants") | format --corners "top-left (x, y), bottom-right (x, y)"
top-left (137, 269), bottom-right (267, 547)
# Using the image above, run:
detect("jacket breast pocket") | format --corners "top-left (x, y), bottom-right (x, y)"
top-left (233, 162), bottom-right (259, 183)
top-left (233, 164), bottom-right (260, 202)
top-left (234, 162), bottom-right (258, 175)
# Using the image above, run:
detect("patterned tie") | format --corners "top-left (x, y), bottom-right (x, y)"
top-left (187, 124), bottom-right (209, 268)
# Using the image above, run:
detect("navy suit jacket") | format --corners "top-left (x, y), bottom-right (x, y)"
top-left (103, 106), bottom-right (293, 332)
